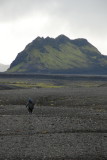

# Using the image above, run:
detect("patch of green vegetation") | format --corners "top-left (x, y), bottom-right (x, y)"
top-left (12, 83), bottom-right (36, 88)
top-left (75, 81), bottom-right (100, 88)
top-left (8, 62), bottom-right (26, 72)
top-left (35, 82), bottom-right (63, 88)
top-left (81, 45), bottom-right (100, 53)
top-left (0, 80), bottom-right (63, 89)
top-left (37, 43), bottom-right (90, 70)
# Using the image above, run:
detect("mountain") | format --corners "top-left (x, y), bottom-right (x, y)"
top-left (0, 63), bottom-right (9, 72)
top-left (8, 34), bottom-right (107, 74)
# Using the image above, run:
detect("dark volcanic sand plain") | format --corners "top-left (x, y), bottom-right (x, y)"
top-left (0, 74), bottom-right (107, 160)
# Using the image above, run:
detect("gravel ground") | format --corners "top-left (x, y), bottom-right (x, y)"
top-left (0, 78), bottom-right (107, 160)
top-left (0, 104), bottom-right (107, 160)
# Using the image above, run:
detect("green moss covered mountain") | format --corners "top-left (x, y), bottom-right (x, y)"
top-left (8, 35), bottom-right (107, 74)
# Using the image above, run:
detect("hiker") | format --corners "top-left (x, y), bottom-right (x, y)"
top-left (26, 99), bottom-right (35, 114)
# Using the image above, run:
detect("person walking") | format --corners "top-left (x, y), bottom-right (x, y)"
top-left (26, 99), bottom-right (35, 114)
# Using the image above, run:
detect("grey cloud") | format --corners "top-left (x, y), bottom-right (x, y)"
top-left (0, 0), bottom-right (107, 23)
top-left (49, 0), bottom-right (107, 36)
top-left (0, 0), bottom-right (107, 40)
top-left (0, 0), bottom-right (56, 22)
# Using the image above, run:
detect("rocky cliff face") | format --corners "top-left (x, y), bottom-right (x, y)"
top-left (8, 35), bottom-right (107, 74)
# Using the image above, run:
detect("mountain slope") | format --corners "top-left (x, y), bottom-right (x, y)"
top-left (8, 35), bottom-right (107, 74)
top-left (0, 63), bottom-right (9, 72)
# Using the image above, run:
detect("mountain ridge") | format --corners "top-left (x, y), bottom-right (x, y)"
top-left (8, 35), bottom-right (107, 74)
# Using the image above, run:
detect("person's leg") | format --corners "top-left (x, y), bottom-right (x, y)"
top-left (28, 108), bottom-right (32, 113)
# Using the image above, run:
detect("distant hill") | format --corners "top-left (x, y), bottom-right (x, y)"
top-left (0, 63), bottom-right (9, 72)
top-left (8, 34), bottom-right (107, 74)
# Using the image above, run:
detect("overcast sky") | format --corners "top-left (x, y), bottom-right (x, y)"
top-left (0, 0), bottom-right (107, 64)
